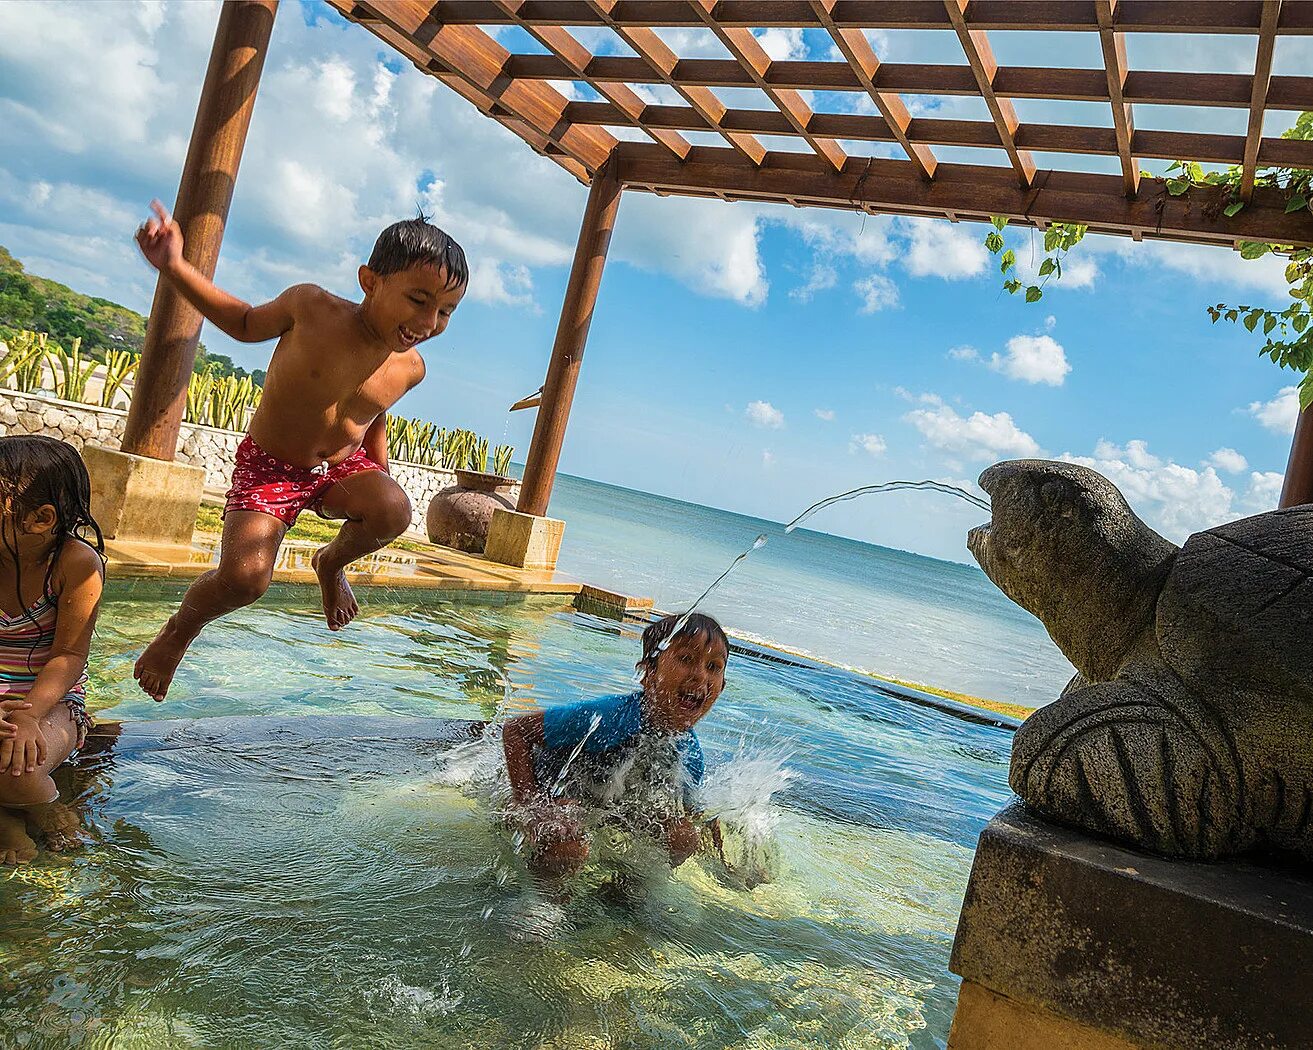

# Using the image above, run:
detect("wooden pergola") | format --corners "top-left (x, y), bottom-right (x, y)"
top-left (122, 1), bottom-right (1313, 552)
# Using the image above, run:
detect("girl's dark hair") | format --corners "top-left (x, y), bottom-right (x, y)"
top-left (0, 435), bottom-right (105, 614)
top-left (367, 212), bottom-right (468, 289)
top-left (637, 612), bottom-right (729, 675)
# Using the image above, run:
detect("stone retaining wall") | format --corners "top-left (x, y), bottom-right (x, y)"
top-left (0, 388), bottom-right (507, 536)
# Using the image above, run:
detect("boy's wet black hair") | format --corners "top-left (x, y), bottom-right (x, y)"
top-left (0, 435), bottom-right (105, 666)
top-left (366, 211), bottom-right (468, 288)
top-left (637, 612), bottom-right (729, 675)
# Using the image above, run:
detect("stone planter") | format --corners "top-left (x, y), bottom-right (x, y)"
top-left (426, 469), bottom-right (517, 553)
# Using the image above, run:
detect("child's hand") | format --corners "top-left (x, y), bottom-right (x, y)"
top-left (0, 713), bottom-right (45, 775)
top-left (0, 699), bottom-right (32, 739)
top-left (135, 199), bottom-right (184, 272)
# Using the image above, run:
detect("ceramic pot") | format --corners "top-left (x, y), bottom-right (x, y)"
top-left (426, 470), bottom-right (516, 553)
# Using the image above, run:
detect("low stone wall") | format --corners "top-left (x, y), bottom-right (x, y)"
top-left (0, 388), bottom-right (509, 536)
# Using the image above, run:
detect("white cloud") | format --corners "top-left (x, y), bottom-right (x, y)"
top-left (854, 273), bottom-right (900, 313)
top-left (746, 400), bottom-right (784, 429)
top-left (905, 402), bottom-right (1041, 461)
top-left (1097, 235), bottom-right (1291, 298)
top-left (762, 449), bottom-right (776, 467)
top-left (1059, 440), bottom-right (1233, 541)
top-left (1248, 386), bottom-right (1301, 434)
top-left (988, 334), bottom-right (1071, 386)
top-left (1242, 470), bottom-right (1285, 513)
top-left (753, 27), bottom-right (805, 61)
top-left (814, 408), bottom-right (835, 421)
top-left (948, 345), bottom-right (980, 361)
top-left (897, 217), bottom-right (988, 279)
top-left (849, 433), bottom-right (887, 456)
top-left (1207, 447), bottom-right (1249, 473)
top-left (790, 263), bottom-right (836, 302)
top-left (1045, 315), bottom-right (1057, 330)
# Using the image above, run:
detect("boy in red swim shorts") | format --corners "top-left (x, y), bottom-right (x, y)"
top-left (131, 201), bottom-right (467, 701)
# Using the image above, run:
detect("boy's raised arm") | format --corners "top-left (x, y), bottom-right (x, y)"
top-left (135, 200), bottom-right (300, 344)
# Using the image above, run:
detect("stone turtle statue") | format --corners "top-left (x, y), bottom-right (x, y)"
top-left (968, 459), bottom-right (1313, 862)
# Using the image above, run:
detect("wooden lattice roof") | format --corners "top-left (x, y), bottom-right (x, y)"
top-left (332, 1), bottom-right (1313, 247)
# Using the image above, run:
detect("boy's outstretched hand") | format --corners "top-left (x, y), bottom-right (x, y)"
top-left (135, 199), bottom-right (184, 272)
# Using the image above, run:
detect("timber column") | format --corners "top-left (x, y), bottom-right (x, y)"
top-left (1279, 405), bottom-right (1313, 507)
top-left (486, 164), bottom-right (623, 570)
top-left (90, 1), bottom-right (277, 546)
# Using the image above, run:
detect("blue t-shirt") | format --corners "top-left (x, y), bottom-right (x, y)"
top-left (538, 691), bottom-right (705, 805)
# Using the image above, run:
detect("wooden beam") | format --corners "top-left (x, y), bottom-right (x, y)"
top-left (499, 53), bottom-right (1313, 111)
top-left (517, 166), bottom-right (623, 517)
top-left (608, 140), bottom-right (1313, 248)
top-left (423, 2), bottom-right (1313, 34)
top-left (1096, 0), bottom-right (1139, 196)
top-left (688, 0), bottom-right (847, 171)
top-left (561, 100), bottom-right (1313, 168)
top-left (342, 0), bottom-right (616, 173)
top-left (493, 0), bottom-right (691, 161)
top-left (810, 0), bottom-right (936, 179)
top-left (122, 0), bottom-right (278, 461)
top-left (584, 0), bottom-right (766, 164)
top-left (1280, 404), bottom-right (1313, 506)
top-left (1242, 0), bottom-right (1282, 200)
top-left (944, 0), bottom-right (1034, 186)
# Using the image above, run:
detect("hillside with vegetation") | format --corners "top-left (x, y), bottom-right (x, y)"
top-left (0, 245), bottom-right (262, 383)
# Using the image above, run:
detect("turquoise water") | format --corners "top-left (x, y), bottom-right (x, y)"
top-left (544, 472), bottom-right (1074, 709)
top-left (2, 581), bottom-right (1015, 1048)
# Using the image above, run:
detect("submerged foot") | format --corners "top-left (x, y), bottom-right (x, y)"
top-left (0, 808), bottom-right (37, 866)
top-left (312, 549), bottom-right (358, 631)
top-left (26, 801), bottom-right (87, 853)
top-left (133, 616), bottom-right (192, 702)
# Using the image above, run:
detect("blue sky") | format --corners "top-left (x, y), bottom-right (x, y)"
top-left (1, 1), bottom-right (1308, 562)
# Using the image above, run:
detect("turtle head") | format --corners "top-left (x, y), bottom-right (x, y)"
top-left (968, 459), bottom-right (1178, 681)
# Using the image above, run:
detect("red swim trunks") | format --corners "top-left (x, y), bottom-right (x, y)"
top-left (224, 436), bottom-right (385, 526)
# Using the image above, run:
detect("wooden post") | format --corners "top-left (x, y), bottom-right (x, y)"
top-left (1279, 405), bottom-right (1313, 507)
top-left (121, 0), bottom-right (278, 461)
top-left (516, 165), bottom-right (623, 517)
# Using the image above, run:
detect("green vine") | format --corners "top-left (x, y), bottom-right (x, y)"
top-left (983, 111), bottom-right (1313, 407)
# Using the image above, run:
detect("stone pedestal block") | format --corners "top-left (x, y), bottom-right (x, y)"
top-left (948, 802), bottom-right (1313, 1050)
top-left (83, 444), bottom-right (205, 545)
top-left (483, 509), bottom-right (564, 570)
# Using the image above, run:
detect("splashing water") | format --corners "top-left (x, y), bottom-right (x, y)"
top-left (660, 480), bottom-right (989, 651)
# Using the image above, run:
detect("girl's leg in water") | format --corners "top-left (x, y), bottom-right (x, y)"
top-left (0, 703), bottom-right (82, 862)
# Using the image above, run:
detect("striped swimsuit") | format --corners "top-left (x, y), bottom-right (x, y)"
top-left (0, 592), bottom-right (93, 749)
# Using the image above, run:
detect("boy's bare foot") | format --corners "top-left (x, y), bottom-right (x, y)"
top-left (312, 549), bottom-right (358, 631)
top-left (134, 616), bottom-right (192, 702)
top-left (0, 808), bottom-right (37, 865)
top-left (26, 801), bottom-right (86, 853)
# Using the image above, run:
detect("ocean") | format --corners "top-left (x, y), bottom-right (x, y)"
top-left (544, 471), bottom-right (1076, 709)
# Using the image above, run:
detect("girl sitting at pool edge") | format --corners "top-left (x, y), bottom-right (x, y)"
top-left (501, 612), bottom-right (728, 879)
top-left (0, 436), bottom-right (104, 864)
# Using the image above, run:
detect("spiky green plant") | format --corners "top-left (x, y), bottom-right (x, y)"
top-left (208, 374), bottom-right (259, 431)
top-left (185, 366), bottom-right (215, 425)
top-left (99, 349), bottom-right (138, 408)
top-left (492, 444), bottom-right (514, 476)
top-left (52, 337), bottom-right (98, 403)
top-left (468, 436), bottom-right (489, 473)
top-left (0, 331), bottom-right (53, 393)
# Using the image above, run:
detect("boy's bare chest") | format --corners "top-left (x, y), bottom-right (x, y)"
top-left (278, 342), bottom-right (421, 410)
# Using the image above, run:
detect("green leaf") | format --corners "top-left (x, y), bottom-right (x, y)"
top-left (1166, 178), bottom-right (1190, 196)
top-left (1207, 306), bottom-right (1220, 322)
top-left (1043, 230), bottom-right (1059, 253)
top-left (1244, 309), bottom-right (1263, 332)
top-left (1294, 313), bottom-right (1310, 334)
top-left (1225, 309), bottom-right (1239, 322)
top-left (1301, 372), bottom-right (1313, 411)
top-left (1025, 285), bottom-right (1043, 303)
top-left (990, 216), bottom-right (1008, 231)
top-left (1038, 258), bottom-right (1055, 277)
top-left (1264, 314), bottom-right (1278, 335)
top-left (1239, 241), bottom-right (1272, 260)
top-left (1000, 249), bottom-right (1016, 272)
top-left (985, 232), bottom-right (1004, 253)
top-left (1003, 278), bottom-right (1022, 294)
top-left (1286, 194), bottom-right (1309, 213)
top-left (1223, 201), bottom-right (1246, 217)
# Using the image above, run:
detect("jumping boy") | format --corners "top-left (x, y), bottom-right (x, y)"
top-left (132, 201), bottom-right (467, 701)
top-left (500, 613), bottom-right (729, 879)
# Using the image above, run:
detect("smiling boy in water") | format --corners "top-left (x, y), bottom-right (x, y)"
top-left (501, 613), bottom-right (728, 879)
top-left (132, 201), bottom-right (467, 701)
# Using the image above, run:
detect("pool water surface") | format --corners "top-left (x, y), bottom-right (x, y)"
top-left (1, 580), bottom-right (1014, 1049)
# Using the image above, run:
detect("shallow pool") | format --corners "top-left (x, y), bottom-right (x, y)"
top-left (2, 581), bottom-right (1014, 1048)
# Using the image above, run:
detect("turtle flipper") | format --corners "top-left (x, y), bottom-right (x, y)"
top-left (1010, 678), bottom-right (1245, 860)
